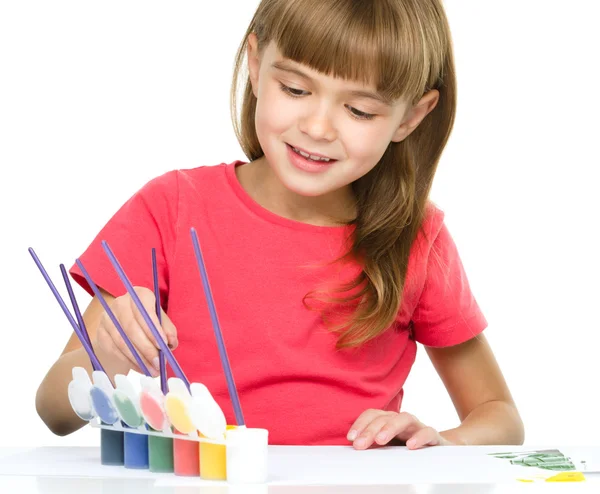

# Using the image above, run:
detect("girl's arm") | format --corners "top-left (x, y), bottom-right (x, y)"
top-left (36, 285), bottom-right (177, 437)
top-left (348, 333), bottom-right (524, 449)
top-left (35, 291), bottom-right (115, 436)
top-left (427, 333), bottom-right (524, 445)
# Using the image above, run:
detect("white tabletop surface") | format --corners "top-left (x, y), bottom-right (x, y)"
top-left (0, 446), bottom-right (598, 493)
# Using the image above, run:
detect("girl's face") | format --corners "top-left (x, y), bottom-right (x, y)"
top-left (247, 35), bottom-right (438, 199)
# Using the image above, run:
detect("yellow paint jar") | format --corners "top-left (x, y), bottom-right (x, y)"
top-left (199, 425), bottom-right (237, 480)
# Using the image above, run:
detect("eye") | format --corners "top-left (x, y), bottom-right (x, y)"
top-left (279, 82), bottom-right (309, 97)
top-left (279, 82), bottom-right (377, 120)
top-left (346, 105), bottom-right (376, 121)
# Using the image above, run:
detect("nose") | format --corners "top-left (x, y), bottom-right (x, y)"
top-left (298, 105), bottom-right (337, 142)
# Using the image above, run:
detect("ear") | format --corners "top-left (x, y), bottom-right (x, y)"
top-left (391, 90), bottom-right (440, 142)
top-left (247, 33), bottom-right (261, 98)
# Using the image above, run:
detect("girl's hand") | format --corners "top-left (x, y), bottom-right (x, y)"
top-left (93, 286), bottom-right (178, 378)
top-left (347, 410), bottom-right (452, 450)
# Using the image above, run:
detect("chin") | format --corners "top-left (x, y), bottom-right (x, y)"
top-left (279, 174), bottom-right (333, 197)
top-left (283, 165), bottom-right (345, 197)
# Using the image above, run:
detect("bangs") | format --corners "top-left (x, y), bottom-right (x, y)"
top-left (255, 0), bottom-right (446, 102)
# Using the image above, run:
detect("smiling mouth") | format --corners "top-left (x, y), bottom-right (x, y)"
top-left (287, 144), bottom-right (336, 163)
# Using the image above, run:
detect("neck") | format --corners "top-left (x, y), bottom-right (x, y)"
top-left (236, 157), bottom-right (356, 227)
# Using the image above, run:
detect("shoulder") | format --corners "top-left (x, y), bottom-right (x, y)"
top-left (413, 201), bottom-right (447, 254)
top-left (144, 161), bottom-right (238, 188)
top-left (175, 161), bottom-right (239, 191)
top-left (411, 201), bottom-right (470, 289)
top-left (405, 201), bottom-right (457, 290)
top-left (137, 168), bottom-right (179, 198)
top-left (137, 161), bottom-right (237, 201)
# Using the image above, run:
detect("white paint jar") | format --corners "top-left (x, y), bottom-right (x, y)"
top-left (225, 427), bottom-right (269, 484)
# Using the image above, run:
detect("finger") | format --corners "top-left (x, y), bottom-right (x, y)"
top-left (406, 427), bottom-right (442, 450)
top-left (353, 412), bottom-right (397, 450)
top-left (102, 304), bottom-right (159, 377)
top-left (97, 318), bottom-right (147, 376)
top-left (347, 409), bottom-right (387, 441)
top-left (160, 310), bottom-right (178, 350)
top-left (385, 412), bottom-right (426, 442)
top-left (119, 306), bottom-right (164, 375)
top-left (129, 288), bottom-right (170, 351)
top-left (365, 412), bottom-right (425, 448)
top-left (96, 324), bottom-right (133, 373)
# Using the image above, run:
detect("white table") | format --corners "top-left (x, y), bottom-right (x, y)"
top-left (0, 446), bottom-right (598, 493)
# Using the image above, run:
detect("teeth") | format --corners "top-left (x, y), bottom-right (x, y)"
top-left (292, 146), bottom-right (331, 162)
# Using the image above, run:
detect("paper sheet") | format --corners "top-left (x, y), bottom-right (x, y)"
top-left (558, 448), bottom-right (600, 473)
top-left (0, 448), bottom-right (157, 480)
top-left (1, 446), bottom-right (598, 486)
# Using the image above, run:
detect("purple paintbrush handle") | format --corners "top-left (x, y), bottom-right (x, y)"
top-left (59, 264), bottom-right (91, 348)
top-left (75, 259), bottom-right (152, 377)
top-left (59, 264), bottom-right (98, 371)
top-left (190, 227), bottom-right (245, 426)
top-left (101, 241), bottom-right (190, 389)
top-left (152, 248), bottom-right (168, 395)
top-left (28, 248), bottom-right (105, 373)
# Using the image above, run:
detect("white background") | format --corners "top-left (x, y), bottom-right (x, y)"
top-left (1, 1), bottom-right (598, 448)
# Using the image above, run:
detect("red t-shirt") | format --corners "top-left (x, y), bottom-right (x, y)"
top-left (70, 161), bottom-right (487, 445)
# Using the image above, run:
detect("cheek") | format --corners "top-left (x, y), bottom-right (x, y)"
top-left (254, 103), bottom-right (283, 153)
top-left (343, 124), bottom-right (393, 161)
top-left (255, 87), bottom-right (295, 134)
top-left (255, 102), bottom-right (280, 134)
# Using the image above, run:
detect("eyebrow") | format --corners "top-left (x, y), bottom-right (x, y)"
top-left (271, 60), bottom-right (393, 106)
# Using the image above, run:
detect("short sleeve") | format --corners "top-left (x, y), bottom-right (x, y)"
top-left (69, 170), bottom-right (179, 309)
top-left (411, 220), bottom-right (487, 347)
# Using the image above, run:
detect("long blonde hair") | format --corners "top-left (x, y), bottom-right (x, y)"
top-left (231, 0), bottom-right (457, 348)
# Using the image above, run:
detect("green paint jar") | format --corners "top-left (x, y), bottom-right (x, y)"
top-left (149, 429), bottom-right (174, 473)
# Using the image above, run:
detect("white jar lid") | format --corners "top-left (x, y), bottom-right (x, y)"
top-left (226, 427), bottom-right (269, 445)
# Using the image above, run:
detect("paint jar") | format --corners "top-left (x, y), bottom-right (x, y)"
top-left (100, 428), bottom-right (124, 466)
top-left (92, 387), bottom-right (124, 466)
top-left (199, 440), bottom-right (226, 480)
top-left (165, 380), bottom-right (200, 477)
top-left (139, 380), bottom-right (174, 473)
top-left (91, 372), bottom-right (124, 467)
top-left (123, 429), bottom-right (149, 469)
top-left (225, 427), bottom-right (269, 484)
top-left (148, 432), bottom-right (174, 473)
top-left (199, 425), bottom-right (237, 481)
top-left (112, 375), bottom-right (149, 470)
top-left (173, 434), bottom-right (200, 477)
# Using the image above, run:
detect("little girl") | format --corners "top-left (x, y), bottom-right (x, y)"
top-left (36, 0), bottom-right (524, 449)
